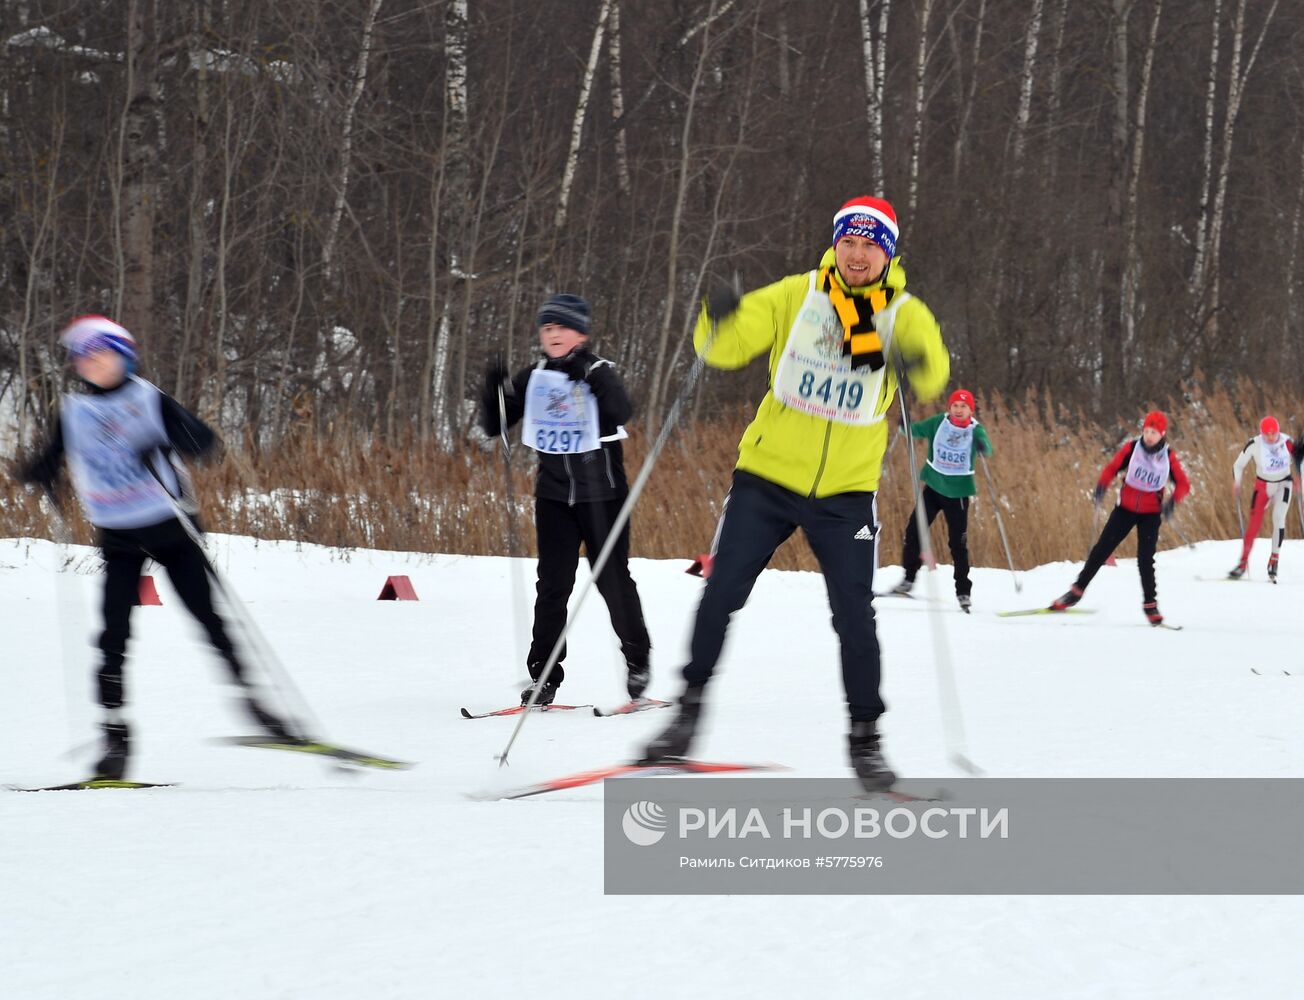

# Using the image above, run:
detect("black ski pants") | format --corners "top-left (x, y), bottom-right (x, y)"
top-left (1075, 506), bottom-right (1161, 603)
top-left (529, 496), bottom-right (651, 683)
top-left (682, 471), bottom-right (885, 723)
top-left (901, 485), bottom-right (972, 596)
top-left (97, 517), bottom-right (247, 709)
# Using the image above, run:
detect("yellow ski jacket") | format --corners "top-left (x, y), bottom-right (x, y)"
top-left (694, 249), bottom-right (949, 497)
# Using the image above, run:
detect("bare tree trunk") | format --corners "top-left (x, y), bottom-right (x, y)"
top-left (321, 0), bottom-right (384, 282)
top-left (1285, 136), bottom-right (1304, 363)
top-left (645, 1), bottom-right (717, 433)
top-left (17, 120), bottom-right (65, 441)
top-left (949, 0), bottom-right (988, 187)
top-left (1203, 0), bottom-right (1280, 347)
top-left (213, 87), bottom-right (236, 421)
top-left (1189, 0), bottom-right (1223, 298)
top-left (906, 0), bottom-right (934, 219)
top-left (607, 0), bottom-right (631, 196)
top-left (1100, 0), bottom-right (1131, 407)
top-left (178, 0), bottom-right (211, 397)
top-left (1042, 0), bottom-right (1069, 185)
top-left (118, 0), bottom-right (159, 344)
top-left (426, 0), bottom-right (468, 447)
top-left (1010, 0), bottom-right (1044, 169)
top-left (1122, 0), bottom-right (1163, 369)
top-left (555, 0), bottom-right (612, 231)
top-left (857, 0), bottom-right (892, 189)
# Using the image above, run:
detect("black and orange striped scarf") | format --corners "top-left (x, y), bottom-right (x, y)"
top-left (819, 266), bottom-right (894, 371)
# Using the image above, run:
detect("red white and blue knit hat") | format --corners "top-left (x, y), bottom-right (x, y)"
top-left (832, 196), bottom-right (899, 258)
top-left (60, 314), bottom-right (137, 363)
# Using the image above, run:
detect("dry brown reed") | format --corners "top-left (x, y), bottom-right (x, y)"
top-left (4, 379), bottom-right (1300, 571)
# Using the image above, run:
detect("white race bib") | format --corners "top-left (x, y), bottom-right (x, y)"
top-left (771, 272), bottom-right (908, 426)
top-left (522, 368), bottom-right (602, 454)
top-left (1123, 440), bottom-right (1170, 493)
top-left (929, 418), bottom-right (976, 476)
top-left (1257, 434), bottom-right (1291, 478)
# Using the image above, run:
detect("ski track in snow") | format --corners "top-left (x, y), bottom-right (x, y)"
top-left (2, 534), bottom-right (1302, 999)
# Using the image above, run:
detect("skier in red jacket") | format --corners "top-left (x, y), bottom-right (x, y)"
top-left (1049, 411), bottom-right (1191, 625)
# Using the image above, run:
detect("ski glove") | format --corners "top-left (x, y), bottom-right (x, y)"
top-left (1161, 498), bottom-right (1175, 521)
top-left (1092, 483), bottom-right (1106, 504)
top-left (557, 352), bottom-right (590, 382)
top-left (705, 285), bottom-right (741, 324)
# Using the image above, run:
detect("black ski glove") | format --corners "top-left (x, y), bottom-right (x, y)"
top-left (1092, 483), bottom-right (1106, 504)
top-left (557, 352), bottom-right (589, 382)
top-left (1162, 498), bottom-right (1175, 521)
top-left (705, 285), bottom-right (741, 324)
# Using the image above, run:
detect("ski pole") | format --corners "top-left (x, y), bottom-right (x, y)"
top-left (497, 325), bottom-right (717, 767)
top-left (38, 487), bottom-right (94, 754)
top-left (1167, 515), bottom-right (1196, 550)
top-left (894, 363), bottom-right (981, 777)
top-left (1235, 489), bottom-right (1245, 538)
top-left (979, 455), bottom-right (1021, 593)
top-left (496, 377), bottom-right (530, 690)
top-left (145, 456), bottom-right (321, 741)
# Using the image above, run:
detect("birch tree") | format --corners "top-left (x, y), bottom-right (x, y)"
top-left (607, 0), bottom-right (631, 196)
top-left (423, 0), bottom-right (468, 446)
top-left (555, 0), bottom-right (612, 231)
top-left (858, 0), bottom-right (891, 190)
top-left (1010, 0), bottom-right (1045, 169)
top-left (906, 0), bottom-right (934, 219)
top-left (1198, 0), bottom-right (1280, 344)
top-left (116, 0), bottom-right (160, 345)
top-left (321, 0), bottom-right (385, 283)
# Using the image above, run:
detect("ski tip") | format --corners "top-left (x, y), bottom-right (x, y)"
top-left (460, 707), bottom-right (475, 719)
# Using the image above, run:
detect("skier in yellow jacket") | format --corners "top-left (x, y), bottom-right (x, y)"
top-left (641, 196), bottom-right (950, 792)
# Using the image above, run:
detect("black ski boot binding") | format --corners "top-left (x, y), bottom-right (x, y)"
top-left (640, 687), bottom-right (704, 762)
top-left (93, 720), bottom-right (131, 781)
top-left (848, 720), bottom-right (896, 793)
top-left (626, 663), bottom-right (651, 701)
top-left (521, 677), bottom-right (561, 707)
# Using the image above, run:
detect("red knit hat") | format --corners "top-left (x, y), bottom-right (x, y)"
top-left (1143, 410), bottom-right (1167, 435)
top-left (948, 388), bottom-right (975, 410)
top-left (832, 196), bottom-right (899, 258)
top-left (1261, 416), bottom-right (1280, 437)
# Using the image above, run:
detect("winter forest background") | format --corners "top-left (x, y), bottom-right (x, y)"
top-left (1, 0), bottom-right (1301, 566)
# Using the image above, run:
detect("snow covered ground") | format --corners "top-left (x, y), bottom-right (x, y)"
top-left (2, 532), bottom-right (1302, 999)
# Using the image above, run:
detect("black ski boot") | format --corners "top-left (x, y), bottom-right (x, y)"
top-left (626, 663), bottom-right (650, 701)
top-left (640, 687), bottom-right (704, 762)
top-left (1049, 584), bottom-right (1083, 611)
top-left (93, 719), bottom-right (131, 781)
top-left (518, 677), bottom-right (560, 709)
top-left (848, 720), bottom-right (896, 793)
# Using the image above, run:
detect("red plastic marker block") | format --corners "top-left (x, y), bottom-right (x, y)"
top-left (686, 554), bottom-right (714, 579)
top-left (136, 575), bottom-right (162, 606)
top-left (378, 575), bottom-right (418, 601)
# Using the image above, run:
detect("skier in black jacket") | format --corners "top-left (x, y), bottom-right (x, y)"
top-left (480, 293), bottom-right (652, 706)
top-left (14, 315), bottom-right (297, 781)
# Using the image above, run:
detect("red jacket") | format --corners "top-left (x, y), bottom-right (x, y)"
top-left (1098, 439), bottom-right (1191, 514)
